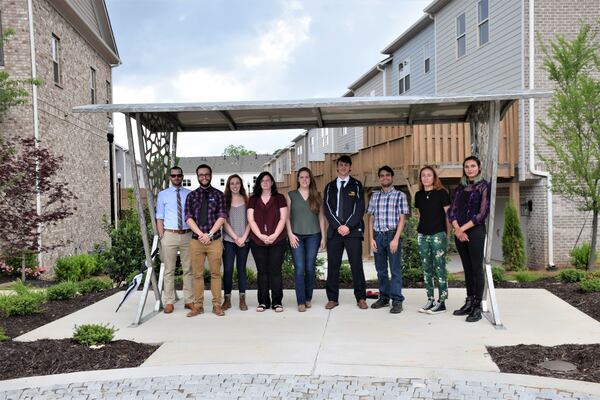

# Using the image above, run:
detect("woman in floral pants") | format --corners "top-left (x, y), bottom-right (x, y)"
top-left (414, 166), bottom-right (450, 314)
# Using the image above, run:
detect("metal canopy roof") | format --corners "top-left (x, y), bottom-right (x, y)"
top-left (73, 90), bottom-right (551, 132)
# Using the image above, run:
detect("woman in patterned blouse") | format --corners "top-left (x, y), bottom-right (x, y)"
top-left (447, 156), bottom-right (490, 322)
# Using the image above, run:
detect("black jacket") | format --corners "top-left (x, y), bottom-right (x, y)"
top-left (323, 176), bottom-right (365, 238)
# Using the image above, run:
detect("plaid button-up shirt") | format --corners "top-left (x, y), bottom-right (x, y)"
top-left (367, 187), bottom-right (409, 232)
top-left (184, 185), bottom-right (227, 239)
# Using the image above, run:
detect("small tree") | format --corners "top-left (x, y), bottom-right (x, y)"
top-left (502, 202), bottom-right (526, 271)
top-left (223, 144), bottom-right (257, 157)
top-left (538, 23), bottom-right (600, 271)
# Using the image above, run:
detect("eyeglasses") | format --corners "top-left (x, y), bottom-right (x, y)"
top-left (197, 173), bottom-right (211, 178)
top-left (170, 174), bottom-right (183, 178)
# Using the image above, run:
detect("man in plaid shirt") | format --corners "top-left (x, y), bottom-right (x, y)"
top-left (367, 165), bottom-right (409, 314)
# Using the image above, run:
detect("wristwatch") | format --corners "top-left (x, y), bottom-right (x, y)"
top-left (207, 232), bottom-right (214, 239)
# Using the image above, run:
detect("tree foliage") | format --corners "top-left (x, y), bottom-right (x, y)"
top-left (501, 202), bottom-right (526, 271)
top-left (223, 144), bottom-right (257, 157)
top-left (538, 23), bottom-right (600, 271)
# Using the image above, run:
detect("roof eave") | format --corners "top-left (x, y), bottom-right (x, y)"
top-left (381, 15), bottom-right (433, 54)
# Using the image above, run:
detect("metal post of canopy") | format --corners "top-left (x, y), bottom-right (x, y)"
top-left (482, 100), bottom-right (503, 329)
top-left (124, 114), bottom-right (161, 326)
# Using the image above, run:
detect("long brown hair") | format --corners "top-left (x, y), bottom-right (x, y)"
top-left (224, 174), bottom-right (248, 209)
top-left (296, 167), bottom-right (322, 214)
top-left (418, 165), bottom-right (447, 192)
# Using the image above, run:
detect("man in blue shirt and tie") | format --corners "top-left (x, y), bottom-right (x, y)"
top-left (156, 166), bottom-right (192, 314)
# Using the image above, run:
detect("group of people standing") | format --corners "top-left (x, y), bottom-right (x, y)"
top-left (156, 154), bottom-right (490, 323)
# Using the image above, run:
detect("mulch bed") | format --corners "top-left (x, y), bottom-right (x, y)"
top-left (0, 288), bottom-right (121, 339)
top-left (487, 344), bottom-right (600, 383)
top-left (0, 339), bottom-right (158, 380)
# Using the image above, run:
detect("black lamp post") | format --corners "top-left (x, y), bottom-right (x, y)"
top-left (107, 121), bottom-right (115, 225)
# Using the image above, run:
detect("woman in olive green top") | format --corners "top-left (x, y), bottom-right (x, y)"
top-left (286, 167), bottom-right (327, 312)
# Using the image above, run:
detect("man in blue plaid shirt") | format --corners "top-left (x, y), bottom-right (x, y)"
top-left (367, 165), bottom-right (409, 314)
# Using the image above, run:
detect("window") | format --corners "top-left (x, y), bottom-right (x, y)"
top-left (51, 35), bottom-right (60, 84)
top-left (478, 0), bottom-right (489, 46)
top-left (424, 44), bottom-right (431, 74)
top-left (310, 136), bottom-right (315, 152)
top-left (398, 59), bottom-right (410, 94)
top-left (90, 67), bottom-right (97, 104)
top-left (253, 176), bottom-right (257, 183)
top-left (297, 145), bottom-right (303, 155)
top-left (182, 179), bottom-right (191, 187)
top-left (456, 13), bottom-right (466, 58)
top-left (220, 178), bottom-right (225, 186)
top-left (105, 80), bottom-right (111, 104)
top-left (0, 13), bottom-right (4, 67)
top-left (342, 127), bottom-right (348, 136)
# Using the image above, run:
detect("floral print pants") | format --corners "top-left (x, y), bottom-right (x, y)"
top-left (417, 231), bottom-right (448, 301)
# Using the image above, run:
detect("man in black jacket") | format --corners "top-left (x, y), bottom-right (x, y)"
top-left (323, 155), bottom-right (367, 310)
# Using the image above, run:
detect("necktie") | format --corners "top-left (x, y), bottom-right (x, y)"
top-left (199, 189), bottom-right (209, 227)
top-left (176, 188), bottom-right (183, 230)
top-left (338, 181), bottom-right (346, 220)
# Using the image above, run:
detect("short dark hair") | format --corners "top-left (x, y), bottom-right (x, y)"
top-left (337, 155), bottom-right (352, 166)
top-left (378, 165), bottom-right (394, 177)
top-left (170, 166), bottom-right (183, 174)
top-left (195, 164), bottom-right (212, 175)
top-left (253, 171), bottom-right (278, 196)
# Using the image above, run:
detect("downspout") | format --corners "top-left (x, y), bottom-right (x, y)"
top-left (27, 0), bottom-right (42, 266)
top-left (528, 0), bottom-right (555, 269)
top-left (376, 63), bottom-right (387, 96)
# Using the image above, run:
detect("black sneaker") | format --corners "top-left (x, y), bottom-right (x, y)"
top-left (418, 298), bottom-right (435, 313)
top-left (427, 301), bottom-right (446, 314)
top-left (370, 298), bottom-right (390, 309)
top-left (390, 302), bottom-right (403, 314)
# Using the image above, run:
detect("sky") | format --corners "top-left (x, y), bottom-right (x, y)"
top-left (106, 0), bottom-right (431, 156)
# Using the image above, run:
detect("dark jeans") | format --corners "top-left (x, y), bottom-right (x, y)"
top-left (251, 240), bottom-right (286, 308)
top-left (326, 234), bottom-right (366, 302)
top-left (291, 232), bottom-right (321, 305)
top-left (373, 231), bottom-right (405, 303)
top-left (222, 240), bottom-right (250, 295)
top-left (455, 224), bottom-right (486, 301)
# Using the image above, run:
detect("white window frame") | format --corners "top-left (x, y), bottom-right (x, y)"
top-left (423, 43), bottom-right (431, 74)
top-left (456, 13), bottom-right (466, 58)
top-left (477, 0), bottom-right (489, 47)
top-left (342, 127), bottom-right (348, 136)
top-left (310, 136), bottom-right (315, 153)
top-left (51, 34), bottom-right (60, 84)
top-left (398, 59), bottom-right (411, 94)
top-left (90, 67), bottom-right (97, 104)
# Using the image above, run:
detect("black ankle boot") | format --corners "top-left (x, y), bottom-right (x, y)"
top-left (466, 299), bottom-right (482, 322)
top-left (452, 296), bottom-right (474, 316)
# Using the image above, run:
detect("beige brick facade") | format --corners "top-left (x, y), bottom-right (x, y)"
top-left (0, 0), bottom-right (117, 271)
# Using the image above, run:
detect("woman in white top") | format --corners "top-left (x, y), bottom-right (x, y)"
top-left (222, 174), bottom-right (251, 311)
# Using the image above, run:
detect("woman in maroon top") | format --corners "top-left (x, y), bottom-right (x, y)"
top-left (247, 171), bottom-right (288, 312)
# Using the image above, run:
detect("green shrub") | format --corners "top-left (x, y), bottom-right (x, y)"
top-left (502, 203), bottom-right (526, 271)
top-left (339, 261), bottom-right (353, 283)
top-left (47, 281), bottom-right (79, 300)
top-left (513, 270), bottom-right (542, 282)
top-left (0, 327), bottom-right (8, 342)
top-left (282, 249), bottom-right (294, 280)
top-left (557, 268), bottom-right (587, 283)
top-left (447, 273), bottom-right (463, 282)
top-left (232, 268), bottom-right (257, 285)
top-left (570, 243), bottom-right (598, 270)
top-left (0, 281), bottom-right (46, 316)
top-left (401, 212), bottom-right (421, 270)
top-left (403, 267), bottom-right (423, 283)
top-left (586, 270), bottom-right (600, 280)
top-left (579, 278), bottom-right (600, 293)
top-left (492, 266), bottom-right (506, 284)
top-left (72, 323), bottom-right (117, 346)
top-left (54, 254), bottom-right (97, 282)
top-left (77, 277), bottom-right (113, 295)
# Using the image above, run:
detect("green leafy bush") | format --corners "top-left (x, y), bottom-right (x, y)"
top-left (339, 261), bottom-right (353, 283)
top-left (401, 212), bottom-right (421, 270)
top-left (0, 327), bottom-right (8, 342)
top-left (47, 281), bottom-right (79, 300)
top-left (282, 249), bottom-right (294, 280)
top-left (77, 277), bottom-right (112, 295)
top-left (54, 254), bottom-right (97, 282)
top-left (570, 243), bottom-right (598, 270)
top-left (403, 268), bottom-right (423, 283)
top-left (232, 268), bottom-right (257, 285)
top-left (0, 281), bottom-right (46, 316)
top-left (586, 270), bottom-right (600, 280)
top-left (72, 323), bottom-right (117, 346)
top-left (447, 273), bottom-right (463, 282)
top-left (557, 268), bottom-right (587, 283)
top-left (513, 270), bottom-right (543, 282)
top-left (492, 266), bottom-right (506, 284)
top-left (502, 203), bottom-right (526, 271)
top-left (579, 278), bottom-right (600, 293)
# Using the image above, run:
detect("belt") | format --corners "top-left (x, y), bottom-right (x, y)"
top-left (375, 229), bottom-right (397, 234)
top-left (164, 229), bottom-right (191, 234)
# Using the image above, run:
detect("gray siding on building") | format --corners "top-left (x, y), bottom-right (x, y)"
top-left (390, 22), bottom-right (436, 96)
top-left (435, 0), bottom-right (522, 93)
top-left (68, 0), bottom-right (101, 36)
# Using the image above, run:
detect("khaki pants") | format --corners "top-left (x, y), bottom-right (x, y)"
top-left (160, 231), bottom-right (193, 304)
top-left (190, 238), bottom-right (223, 307)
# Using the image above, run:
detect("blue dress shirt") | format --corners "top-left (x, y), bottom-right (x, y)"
top-left (156, 186), bottom-right (191, 230)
